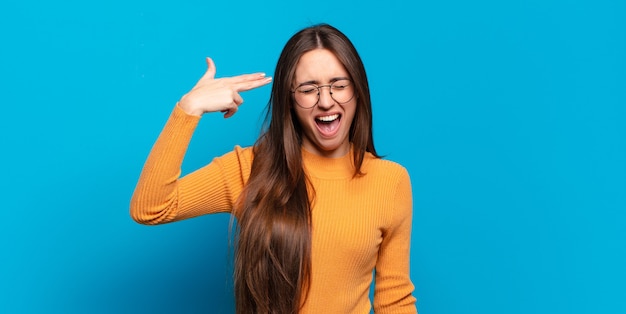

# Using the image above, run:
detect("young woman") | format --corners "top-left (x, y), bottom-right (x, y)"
top-left (131, 24), bottom-right (417, 314)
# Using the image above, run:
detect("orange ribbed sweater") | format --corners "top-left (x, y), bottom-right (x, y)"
top-left (130, 105), bottom-right (417, 313)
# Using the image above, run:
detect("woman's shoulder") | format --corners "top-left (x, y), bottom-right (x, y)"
top-left (211, 145), bottom-right (255, 170)
top-left (234, 145), bottom-right (254, 158)
top-left (363, 152), bottom-right (410, 180)
top-left (216, 145), bottom-right (253, 159)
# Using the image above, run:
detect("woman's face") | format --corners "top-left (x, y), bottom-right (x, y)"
top-left (292, 48), bottom-right (356, 158)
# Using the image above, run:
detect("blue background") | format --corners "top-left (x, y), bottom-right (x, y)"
top-left (1, 0), bottom-right (624, 313)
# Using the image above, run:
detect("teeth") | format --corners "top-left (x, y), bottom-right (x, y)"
top-left (316, 114), bottom-right (339, 122)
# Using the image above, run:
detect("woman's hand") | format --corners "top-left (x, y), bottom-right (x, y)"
top-left (178, 57), bottom-right (272, 118)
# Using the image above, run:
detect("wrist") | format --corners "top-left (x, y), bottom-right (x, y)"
top-left (177, 99), bottom-right (203, 117)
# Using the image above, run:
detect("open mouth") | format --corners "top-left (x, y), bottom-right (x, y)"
top-left (315, 113), bottom-right (341, 136)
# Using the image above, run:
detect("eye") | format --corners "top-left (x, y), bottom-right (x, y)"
top-left (332, 80), bottom-right (351, 90)
top-left (297, 85), bottom-right (318, 95)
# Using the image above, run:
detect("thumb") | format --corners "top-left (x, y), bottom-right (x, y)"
top-left (202, 57), bottom-right (216, 79)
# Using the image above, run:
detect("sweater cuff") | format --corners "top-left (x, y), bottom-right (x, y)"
top-left (174, 102), bottom-right (202, 120)
top-left (157, 104), bottom-right (202, 147)
top-left (168, 103), bottom-right (202, 133)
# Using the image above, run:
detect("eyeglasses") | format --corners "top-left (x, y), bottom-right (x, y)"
top-left (291, 79), bottom-right (355, 109)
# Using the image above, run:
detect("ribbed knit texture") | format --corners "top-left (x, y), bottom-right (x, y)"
top-left (130, 105), bottom-right (417, 313)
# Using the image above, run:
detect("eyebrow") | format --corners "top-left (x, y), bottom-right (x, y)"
top-left (295, 76), bottom-right (350, 88)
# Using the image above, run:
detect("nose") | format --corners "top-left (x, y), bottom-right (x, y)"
top-left (317, 85), bottom-right (335, 109)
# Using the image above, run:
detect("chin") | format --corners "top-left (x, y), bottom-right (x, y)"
top-left (314, 138), bottom-right (350, 156)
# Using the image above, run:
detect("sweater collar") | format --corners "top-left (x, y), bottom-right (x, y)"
top-left (301, 146), bottom-right (356, 179)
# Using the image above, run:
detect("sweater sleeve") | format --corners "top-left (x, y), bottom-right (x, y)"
top-left (129, 105), bottom-right (252, 225)
top-left (374, 167), bottom-right (418, 313)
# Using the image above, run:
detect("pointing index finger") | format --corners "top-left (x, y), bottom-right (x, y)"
top-left (230, 74), bottom-right (273, 92)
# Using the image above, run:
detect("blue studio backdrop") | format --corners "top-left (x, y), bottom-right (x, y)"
top-left (1, 0), bottom-right (624, 313)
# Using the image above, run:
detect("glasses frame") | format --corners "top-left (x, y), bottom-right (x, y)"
top-left (291, 79), bottom-right (355, 109)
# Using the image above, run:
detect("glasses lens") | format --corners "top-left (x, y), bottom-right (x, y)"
top-left (294, 84), bottom-right (319, 108)
top-left (330, 79), bottom-right (354, 104)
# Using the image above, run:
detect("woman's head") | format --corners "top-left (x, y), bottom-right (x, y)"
top-left (267, 23), bottom-right (377, 162)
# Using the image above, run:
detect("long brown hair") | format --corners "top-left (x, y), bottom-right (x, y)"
top-left (233, 23), bottom-right (379, 314)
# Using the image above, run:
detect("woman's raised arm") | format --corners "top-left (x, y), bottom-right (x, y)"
top-left (130, 58), bottom-right (270, 224)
